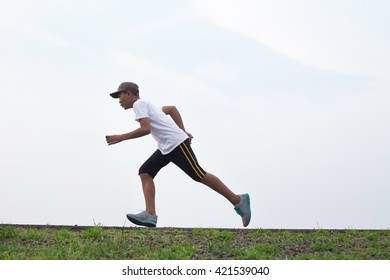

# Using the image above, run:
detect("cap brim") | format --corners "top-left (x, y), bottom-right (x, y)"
top-left (109, 91), bottom-right (122, 98)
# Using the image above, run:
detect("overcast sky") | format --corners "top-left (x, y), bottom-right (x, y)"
top-left (1, 0), bottom-right (389, 229)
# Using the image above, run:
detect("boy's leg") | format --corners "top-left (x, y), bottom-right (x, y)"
top-left (171, 139), bottom-right (251, 226)
top-left (140, 173), bottom-right (157, 216)
top-left (200, 173), bottom-right (240, 206)
top-left (138, 150), bottom-right (170, 216)
top-left (171, 139), bottom-right (240, 205)
top-left (201, 174), bottom-right (251, 227)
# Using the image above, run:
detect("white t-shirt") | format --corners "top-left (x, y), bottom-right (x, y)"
top-left (133, 99), bottom-right (188, 154)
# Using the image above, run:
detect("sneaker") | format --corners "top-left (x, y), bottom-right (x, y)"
top-left (126, 211), bottom-right (158, 227)
top-left (234, 194), bottom-right (251, 227)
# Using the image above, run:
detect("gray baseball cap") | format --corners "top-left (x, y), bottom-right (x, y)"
top-left (109, 82), bottom-right (139, 98)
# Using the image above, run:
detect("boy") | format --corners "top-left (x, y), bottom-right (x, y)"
top-left (106, 82), bottom-right (251, 227)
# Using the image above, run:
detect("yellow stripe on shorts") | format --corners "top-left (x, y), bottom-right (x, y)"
top-left (179, 143), bottom-right (204, 179)
top-left (182, 142), bottom-right (205, 177)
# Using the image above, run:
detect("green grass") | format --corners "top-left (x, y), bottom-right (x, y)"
top-left (1, 225), bottom-right (389, 260)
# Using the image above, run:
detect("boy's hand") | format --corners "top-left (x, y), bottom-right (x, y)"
top-left (105, 135), bottom-right (123, 146)
top-left (185, 131), bottom-right (193, 144)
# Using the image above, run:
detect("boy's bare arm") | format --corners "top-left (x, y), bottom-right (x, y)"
top-left (106, 117), bottom-right (151, 145)
top-left (162, 105), bottom-right (193, 142)
top-left (162, 106), bottom-right (185, 130)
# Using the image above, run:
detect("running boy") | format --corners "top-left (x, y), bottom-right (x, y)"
top-left (106, 82), bottom-right (251, 227)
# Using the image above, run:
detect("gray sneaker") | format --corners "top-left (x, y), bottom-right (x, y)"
top-left (234, 194), bottom-right (251, 227)
top-left (126, 211), bottom-right (158, 227)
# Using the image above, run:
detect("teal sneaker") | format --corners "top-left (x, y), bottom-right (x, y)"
top-left (234, 194), bottom-right (251, 227)
top-left (126, 211), bottom-right (158, 227)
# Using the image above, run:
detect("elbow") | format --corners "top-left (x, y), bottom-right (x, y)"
top-left (142, 126), bottom-right (151, 135)
top-left (162, 105), bottom-right (176, 115)
top-left (171, 106), bottom-right (178, 114)
top-left (139, 118), bottom-right (151, 136)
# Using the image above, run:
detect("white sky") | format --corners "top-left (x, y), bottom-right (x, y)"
top-left (1, 0), bottom-right (389, 229)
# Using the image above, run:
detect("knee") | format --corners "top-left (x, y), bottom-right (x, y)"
top-left (139, 172), bottom-right (153, 181)
top-left (192, 172), bottom-right (206, 182)
top-left (138, 164), bottom-right (157, 179)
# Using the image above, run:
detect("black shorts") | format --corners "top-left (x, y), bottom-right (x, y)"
top-left (139, 139), bottom-right (206, 182)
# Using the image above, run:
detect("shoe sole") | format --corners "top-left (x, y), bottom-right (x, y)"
top-left (126, 214), bottom-right (156, 228)
top-left (244, 193), bottom-right (251, 227)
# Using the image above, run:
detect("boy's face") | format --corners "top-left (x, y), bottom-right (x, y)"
top-left (118, 91), bottom-right (136, 110)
